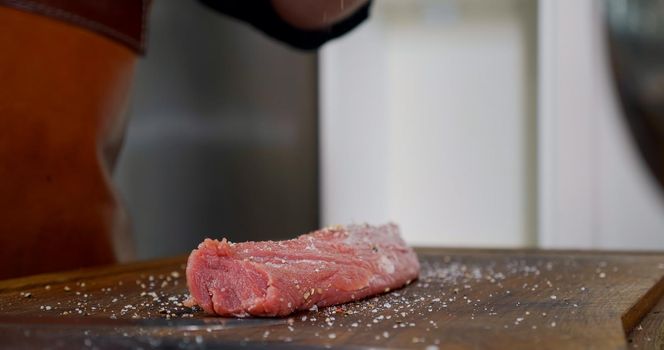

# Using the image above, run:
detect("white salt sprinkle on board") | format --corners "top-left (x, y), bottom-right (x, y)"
top-left (2, 250), bottom-right (664, 349)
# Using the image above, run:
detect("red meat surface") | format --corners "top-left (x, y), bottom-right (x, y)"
top-left (184, 223), bottom-right (420, 317)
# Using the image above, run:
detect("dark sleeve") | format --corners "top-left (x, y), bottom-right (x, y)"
top-left (198, 0), bottom-right (371, 50)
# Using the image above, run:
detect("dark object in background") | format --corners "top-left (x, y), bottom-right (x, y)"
top-left (0, 0), bottom-right (150, 52)
top-left (199, 0), bottom-right (371, 50)
top-left (114, 0), bottom-right (369, 260)
top-left (606, 0), bottom-right (664, 192)
top-left (113, 0), bottom-right (322, 260)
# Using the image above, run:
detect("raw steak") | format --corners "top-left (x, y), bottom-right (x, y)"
top-left (184, 223), bottom-right (420, 317)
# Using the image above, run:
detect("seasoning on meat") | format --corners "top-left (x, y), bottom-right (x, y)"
top-left (184, 223), bottom-right (420, 317)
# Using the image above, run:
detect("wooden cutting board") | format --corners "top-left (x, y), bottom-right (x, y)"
top-left (2, 248), bottom-right (664, 349)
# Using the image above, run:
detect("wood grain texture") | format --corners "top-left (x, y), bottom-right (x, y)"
top-left (1, 248), bottom-right (664, 349)
top-left (627, 286), bottom-right (664, 349)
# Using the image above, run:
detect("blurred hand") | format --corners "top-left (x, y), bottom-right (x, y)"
top-left (271, 0), bottom-right (369, 30)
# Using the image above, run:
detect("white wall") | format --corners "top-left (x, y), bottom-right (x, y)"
top-left (321, 0), bottom-right (664, 249)
top-left (321, 0), bottom-right (537, 246)
top-left (538, 0), bottom-right (664, 249)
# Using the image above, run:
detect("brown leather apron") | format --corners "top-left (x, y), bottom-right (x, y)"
top-left (0, 0), bottom-right (150, 278)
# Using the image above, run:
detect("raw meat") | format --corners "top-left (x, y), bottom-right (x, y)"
top-left (184, 223), bottom-right (420, 317)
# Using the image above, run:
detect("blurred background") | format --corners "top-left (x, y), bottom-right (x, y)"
top-left (114, 0), bottom-right (664, 259)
